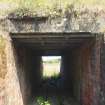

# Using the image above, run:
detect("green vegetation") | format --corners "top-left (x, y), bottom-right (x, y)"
top-left (0, 0), bottom-right (105, 17)
top-left (43, 61), bottom-right (60, 78)
top-left (36, 96), bottom-right (51, 105)
top-left (34, 96), bottom-right (76, 105)
top-left (43, 59), bottom-right (60, 63)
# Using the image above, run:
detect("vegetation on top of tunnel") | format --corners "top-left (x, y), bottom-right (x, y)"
top-left (43, 59), bottom-right (61, 64)
top-left (1, 0), bottom-right (105, 17)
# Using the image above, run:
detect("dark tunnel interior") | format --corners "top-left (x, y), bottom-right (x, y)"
top-left (11, 32), bottom-right (97, 105)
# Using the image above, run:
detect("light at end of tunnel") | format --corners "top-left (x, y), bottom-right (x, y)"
top-left (42, 56), bottom-right (61, 78)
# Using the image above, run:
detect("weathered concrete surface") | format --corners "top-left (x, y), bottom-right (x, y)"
top-left (1, 7), bottom-right (105, 33)
top-left (7, 9), bottom-right (105, 33)
top-left (72, 35), bottom-right (103, 105)
top-left (5, 33), bottom-right (24, 105)
top-left (60, 35), bottom-right (103, 105)
top-left (13, 43), bottom-right (43, 105)
top-left (0, 31), bottom-right (24, 105)
top-left (0, 15), bottom-right (105, 105)
top-left (0, 35), bottom-right (7, 105)
top-left (100, 38), bottom-right (105, 105)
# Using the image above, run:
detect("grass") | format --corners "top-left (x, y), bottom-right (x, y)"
top-left (43, 62), bottom-right (60, 78)
top-left (1, 0), bottom-right (105, 7)
top-left (0, 0), bottom-right (105, 17)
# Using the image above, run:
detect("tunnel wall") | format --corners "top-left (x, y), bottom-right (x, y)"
top-left (72, 36), bottom-right (102, 105)
top-left (13, 44), bottom-right (42, 105)
top-left (4, 33), bottom-right (24, 105)
top-left (61, 55), bottom-right (74, 95)
top-left (61, 40), bottom-right (94, 104)
top-left (0, 34), bottom-right (7, 105)
top-left (100, 38), bottom-right (105, 105)
top-left (61, 36), bottom-right (103, 105)
top-left (73, 39), bottom-right (96, 105)
top-left (0, 31), bottom-right (43, 105)
top-left (14, 45), bottom-right (32, 105)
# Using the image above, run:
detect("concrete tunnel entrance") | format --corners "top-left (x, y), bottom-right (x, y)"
top-left (10, 32), bottom-right (103, 105)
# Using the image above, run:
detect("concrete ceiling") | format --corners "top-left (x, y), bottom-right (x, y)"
top-left (11, 32), bottom-right (96, 55)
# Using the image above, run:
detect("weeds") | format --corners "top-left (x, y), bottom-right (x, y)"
top-left (0, 0), bottom-right (105, 17)
top-left (36, 96), bottom-right (51, 105)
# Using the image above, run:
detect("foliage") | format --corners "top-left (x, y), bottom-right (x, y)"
top-left (36, 96), bottom-right (63, 105)
top-left (0, 0), bottom-right (105, 17)
top-left (36, 96), bottom-right (51, 105)
top-left (43, 59), bottom-right (60, 63)
top-left (35, 96), bottom-right (76, 105)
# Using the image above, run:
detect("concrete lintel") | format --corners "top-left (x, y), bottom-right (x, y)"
top-left (10, 32), bottom-right (97, 39)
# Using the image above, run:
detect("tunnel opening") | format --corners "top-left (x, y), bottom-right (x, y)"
top-left (10, 32), bottom-right (102, 105)
top-left (42, 56), bottom-right (61, 78)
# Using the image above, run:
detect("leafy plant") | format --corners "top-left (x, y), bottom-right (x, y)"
top-left (36, 97), bottom-right (51, 105)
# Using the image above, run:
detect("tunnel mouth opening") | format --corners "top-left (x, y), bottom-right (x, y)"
top-left (11, 32), bottom-right (98, 105)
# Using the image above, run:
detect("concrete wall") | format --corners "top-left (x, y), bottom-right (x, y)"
top-left (0, 35), bottom-right (7, 105)
top-left (13, 43), bottom-right (42, 105)
top-left (60, 36), bottom-right (103, 105)
top-left (0, 32), bottom-right (42, 105)
top-left (72, 36), bottom-right (102, 105)
top-left (8, 9), bottom-right (105, 33)
top-left (4, 33), bottom-right (24, 105)
top-left (100, 38), bottom-right (105, 105)
top-left (61, 40), bottom-right (94, 104)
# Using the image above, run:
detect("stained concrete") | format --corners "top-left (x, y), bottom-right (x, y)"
top-left (0, 16), bottom-right (104, 105)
